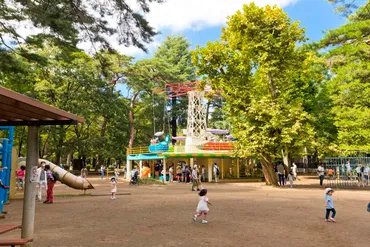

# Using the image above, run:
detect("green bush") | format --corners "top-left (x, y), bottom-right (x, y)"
top-left (85, 165), bottom-right (92, 171)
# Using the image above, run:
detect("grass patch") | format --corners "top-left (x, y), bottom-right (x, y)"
top-left (55, 193), bottom-right (92, 197)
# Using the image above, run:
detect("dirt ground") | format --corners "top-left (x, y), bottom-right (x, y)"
top-left (1, 176), bottom-right (369, 247)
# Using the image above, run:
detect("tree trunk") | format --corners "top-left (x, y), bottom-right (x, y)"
top-left (128, 92), bottom-right (139, 148)
top-left (261, 156), bottom-right (278, 185)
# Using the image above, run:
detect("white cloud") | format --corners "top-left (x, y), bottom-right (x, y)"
top-left (145, 0), bottom-right (299, 31)
top-left (118, 0), bottom-right (299, 56)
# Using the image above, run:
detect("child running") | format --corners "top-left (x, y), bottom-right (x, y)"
top-left (111, 177), bottom-right (117, 200)
top-left (324, 188), bottom-right (336, 222)
top-left (193, 189), bottom-right (212, 224)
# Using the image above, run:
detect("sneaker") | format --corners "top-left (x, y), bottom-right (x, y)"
top-left (112, 197), bottom-right (116, 200)
top-left (45, 201), bottom-right (53, 204)
top-left (43, 201), bottom-right (48, 204)
top-left (330, 218), bottom-right (336, 222)
top-left (325, 219), bottom-right (330, 222)
top-left (201, 220), bottom-right (208, 224)
top-left (193, 215), bottom-right (198, 222)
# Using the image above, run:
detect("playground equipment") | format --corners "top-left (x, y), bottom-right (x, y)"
top-left (141, 166), bottom-right (151, 178)
top-left (17, 158), bottom-right (94, 190)
top-left (149, 134), bottom-right (170, 153)
top-left (0, 126), bottom-right (14, 214)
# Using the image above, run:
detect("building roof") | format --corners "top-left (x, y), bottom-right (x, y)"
top-left (0, 86), bottom-right (84, 126)
top-left (127, 153), bottom-right (164, 161)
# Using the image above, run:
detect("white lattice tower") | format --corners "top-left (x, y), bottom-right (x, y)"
top-left (186, 91), bottom-right (207, 138)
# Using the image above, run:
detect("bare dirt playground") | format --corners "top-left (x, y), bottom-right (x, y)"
top-left (1, 177), bottom-right (369, 247)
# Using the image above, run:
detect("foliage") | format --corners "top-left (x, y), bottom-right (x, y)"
top-left (192, 3), bottom-right (316, 184)
top-left (154, 36), bottom-right (196, 138)
top-left (320, 0), bottom-right (370, 153)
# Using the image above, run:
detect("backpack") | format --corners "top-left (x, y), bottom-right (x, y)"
top-left (215, 167), bottom-right (220, 175)
top-left (52, 172), bottom-right (59, 182)
top-left (367, 202), bottom-right (370, 212)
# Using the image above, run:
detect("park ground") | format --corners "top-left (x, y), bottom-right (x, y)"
top-left (1, 177), bottom-right (369, 247)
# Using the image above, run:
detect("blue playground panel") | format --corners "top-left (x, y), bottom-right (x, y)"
top-left (159, 174), bottom-right (169, 181)
top-left (0, 126), bottom-right (14, 212)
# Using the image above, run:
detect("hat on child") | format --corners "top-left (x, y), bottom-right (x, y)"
top-left (110, 176), bottom-right (116, 180)
top-left (325, 188), bottom-right (334, 194)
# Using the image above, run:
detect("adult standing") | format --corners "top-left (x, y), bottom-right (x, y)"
top-left (154, 162), bottom-right (160, 179)
top-left (276, 162), bottom-right (285, 187)
top-left (100, 165), bottom-right (105, 179)
top-left (191, 165), bottom-right (200, 191)
top-left (182, 164), bottom-right (187, 183)
top-left (345, 160), bottom-right (351, 179)
top-left (176, 164), bottom-right (182, 182)
top-left (292, 163), bottom-right (300, 181)
top-left (213, 163), bottom-right (220, 183)
top-left (44, 165), bottom-right (55, 204)
top-left (363, 165), bottom-right (369, 185)
top-left (169, 165), bottom-right (174, 183)
top-left (201, 165), bottom-right (206, 182)
top-left (317, 164), bottom-right (325, 187)
top-left (36, 162), bottom-right (47, 202)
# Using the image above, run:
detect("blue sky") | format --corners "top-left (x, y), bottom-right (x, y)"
top-left (122, 0), bottom-right (350, 59)
top-left (117, 0), bottom-right (351, 93)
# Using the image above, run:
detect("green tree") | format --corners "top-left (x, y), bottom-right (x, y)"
top-left (124, 58), bottom-right (175, 148)
top-left (154, 36), bottom-right (195, 142)
top-left (192, 3), bottom-right (315, 185)
top-left (0, 0), bottom-right (163, 74)
top-left (321, 1), bottom-right (370, 152)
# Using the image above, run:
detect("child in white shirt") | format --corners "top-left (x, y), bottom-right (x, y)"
top-left (193, 189), bottom-right (212, 224)
top-left (111, 177), bottom-right (117, 200)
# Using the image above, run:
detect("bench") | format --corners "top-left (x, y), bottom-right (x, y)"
top-left (0, 238), bottom-right (33, 247)
top-left (0, 225), bottom-right (33, 246)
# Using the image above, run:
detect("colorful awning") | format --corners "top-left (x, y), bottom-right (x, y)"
top-left (159, 153), bottom-right (235, 158)
top-left (127, 153), bottom-right (164, 161)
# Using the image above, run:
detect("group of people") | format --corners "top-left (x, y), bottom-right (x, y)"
top-left (16, 162), bottom-right (54, 203)
top-left (275, 162), bottom-right (299, 187)
top-left (317, 161), bottom-right (370, 186)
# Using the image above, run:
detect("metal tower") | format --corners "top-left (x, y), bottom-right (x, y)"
top-left (186, 91), bottom-right (207, 138)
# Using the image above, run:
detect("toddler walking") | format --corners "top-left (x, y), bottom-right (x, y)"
top-left (324, 188), bottom-right (336, 222)
top-left (111, 177), bottom-right (117, 200)
top-left (288, 171), bottom-right (294, 188)
top-left (193, 189), bottom-right (212, 224)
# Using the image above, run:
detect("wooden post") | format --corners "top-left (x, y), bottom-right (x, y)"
top-left (163, 159), bottom-right (167, 184)
top-left (208, 159), bottom-right (213, 182)
top-left (237, 158), bottom-right (240, 179)
top-left (190, 158), bottom-right (194, 168)
top-left (139, 160), bottom-right (143, 178)
top-left (21, 126), bottom-right (39, 244)
top-left (126, 159), bottom-right (132, 181)
top-left (221, 158), bottom-right (224, 179)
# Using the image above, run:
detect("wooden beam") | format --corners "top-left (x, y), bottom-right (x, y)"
top-left (0, 120), bottom-right (78, 126)
top-left (0, 86), bottom-right (84, 123)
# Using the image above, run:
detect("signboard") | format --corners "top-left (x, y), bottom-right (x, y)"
top-left (30, 166), bottom-right (38, 183)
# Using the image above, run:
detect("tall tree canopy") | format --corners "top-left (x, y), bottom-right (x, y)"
top-left (154, 35), bottom-right (195, 141)
top-left (193, 3), bottom-right (316, 185)
top-left (321, 0), bottom-right (370, 152)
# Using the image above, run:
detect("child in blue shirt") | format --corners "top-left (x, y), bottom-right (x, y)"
top-left (324, 188), bottom-right (336, 222)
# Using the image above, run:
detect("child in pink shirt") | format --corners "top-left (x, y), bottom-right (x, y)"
top-left (16, 166), bottom-right (26, 191)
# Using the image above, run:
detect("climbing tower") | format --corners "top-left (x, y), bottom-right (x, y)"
top-left (185, 91), bottom-right (207, 151)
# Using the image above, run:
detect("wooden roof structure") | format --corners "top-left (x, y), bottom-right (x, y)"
top-left (0, 86), bottom-right (84, 126)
